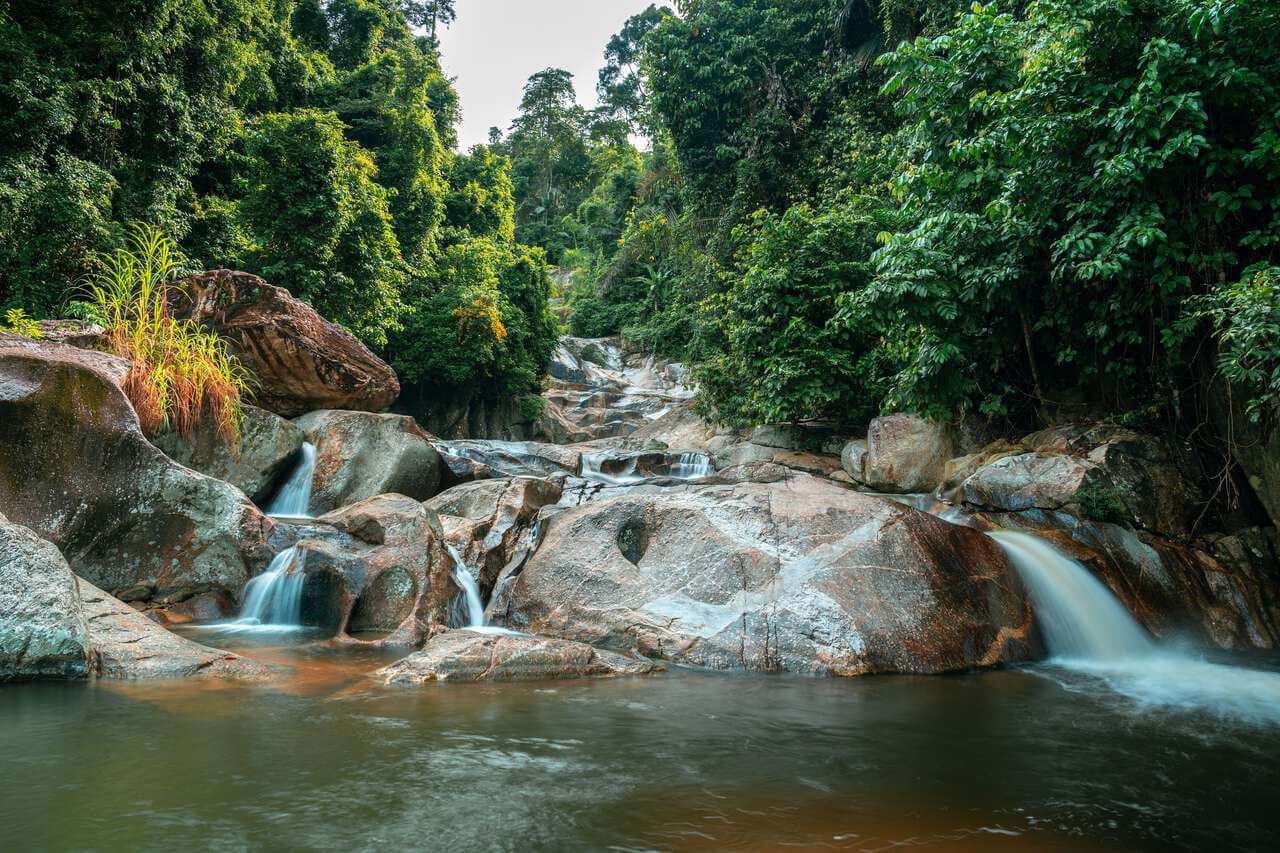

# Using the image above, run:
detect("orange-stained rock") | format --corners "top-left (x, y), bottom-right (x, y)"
top-left (173, 269), bottom-right (399, 417)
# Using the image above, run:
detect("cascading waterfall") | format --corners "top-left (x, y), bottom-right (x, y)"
top-left (990, 529), bottom-right (1280, 724)
top-left (229, 546), bottom-right (308, 630)
top-left (267, 442), bottom-right (316, 519)
top-left (668, 452), bottom-right (713, 479)
top-left (446, 543), bottom-right (520, 636)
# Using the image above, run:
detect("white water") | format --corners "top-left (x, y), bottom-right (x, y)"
top-left (267, 442), bottom-right (316, 519)
top-left (220, 546), bottom-right (308, 632)
top-left (446, 543), bottom-right (521, 636)
top-left (669, 451), bottom-right (714, 479)
top-left (990, 529), bottom-right (1280, 725)
top-left (580, 451), bottom-right (714, 485)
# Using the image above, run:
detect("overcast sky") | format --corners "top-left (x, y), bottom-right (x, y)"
top-left (437, 0), bottom-right (660, 150)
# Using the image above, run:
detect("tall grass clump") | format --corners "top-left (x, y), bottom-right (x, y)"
top-left (85, 223), bottom-right (251, 443)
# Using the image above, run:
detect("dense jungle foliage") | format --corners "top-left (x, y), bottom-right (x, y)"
top-left (0, 0), bottom-right (552, 413)
top-left (506, 0), bottom-right (1279, 437)
top-left (3, 0), bottom-right (1278, 440)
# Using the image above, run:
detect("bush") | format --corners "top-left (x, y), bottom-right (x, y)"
top-left (85, 224), bottom-right (251, 443)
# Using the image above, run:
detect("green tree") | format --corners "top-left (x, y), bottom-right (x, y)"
top-left (240, 109), bottom-right (407, 345)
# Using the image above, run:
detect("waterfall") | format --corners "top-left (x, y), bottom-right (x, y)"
top-left (267, 442), bottom-right (316, 518)
top-left (990, 529), bottom-right (1280, 724)
top-left (669, 452), bottom-right (713, 479)
top-left (446, 542), bottom-right (521, 636)
top-left (231, 546), bottom-right (307, 629)
top-left (989, 530), bottom-right (1153, 660)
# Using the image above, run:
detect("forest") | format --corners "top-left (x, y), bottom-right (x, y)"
top-left (3, 0), bottom-right (1278, 440)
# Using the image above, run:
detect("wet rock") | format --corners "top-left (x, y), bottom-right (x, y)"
top-left (428, 478), bottom-right (562, 596)
top-left (153, 405), bottom-right (304, 503)
top-left (296, 410), bottom-right (443, 513)
top-left (77, 579), bottom-right (268, 680)
top-left (864, 413), bottom-right (955, 493)
top-left (435, 439), bottom-right (582, 479)
top-left (0, 515), bottom-right (91, 680)
top-left (493, 473), bottom-right (1033, 676)
top-left (0, 337), bottom-right (273, 601)
top-left (172, 269), bottom-right (399, 417)
top-left (377, 629), bottom-right (660, 683)
top-left (275, 495), bottom-right (454, 644)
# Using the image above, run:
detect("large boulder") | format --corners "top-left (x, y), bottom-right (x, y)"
top-left (435, 439), bottom-right (582, 479)
top-left (0, 514), bottom-right (91, 680)
top-left (78, 579), bottom-right (269, 680)
top-left (491, 474), bottom-right (1033, 675)
top-left (864, 413), bottom-right (955, 493)
top-left (269, 494), bottom-right (454, 644)
top-left (0, 338), bottom-right (273, 601)
top-left (173, 269), bottom-right (399, 417)
top-left (153, 405), bottom-right (304, 503)
top-left (377, 629), bottom-right (660, 683)
top-left (296, 410), bottom-right (443, 513)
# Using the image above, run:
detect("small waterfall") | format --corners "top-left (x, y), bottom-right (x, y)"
top-left (669, 452), bottom-right (713, 479)
top-left (267, 442), bottom-right (316, 518)
top-left (989, 530), bottom-right (1153, 660)
top-left (990, 529), bottom-right (1280, 724)
top-left (446, 543), bottom-right (521, 636)
top-left (232, 546), bottom-right (307, 629)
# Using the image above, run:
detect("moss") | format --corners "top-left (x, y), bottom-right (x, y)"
top-left (1076, 478), bottom-right (1131, 526)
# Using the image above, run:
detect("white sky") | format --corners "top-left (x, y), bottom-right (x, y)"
top-left (438, 0), bottom-right (659, 150)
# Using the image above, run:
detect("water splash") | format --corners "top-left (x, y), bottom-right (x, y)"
top-left (214, 546), bottom-right (309, 632)
top-left (267, 442), bottom-right (316, 519)
top-left (990, 529), bottom-right (1280, 725)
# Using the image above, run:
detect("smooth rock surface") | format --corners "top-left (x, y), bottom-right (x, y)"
top-left (377, 629), bottom-right (660, 683)
top-left (864, 414), bottom-right (955, 493)
top-left (0, 338), bottom-right (273, 600)
top-left (0, 515), bottom-right (90, 680)
top-left (173, 269), bottom-right (400, 417)
top-left (493, 473), bottom-right (1033, 675)
top-left (297, 410), bottom-right (443, 514)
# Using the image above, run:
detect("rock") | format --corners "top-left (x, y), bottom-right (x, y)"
top-left (750, 424), bottom-right (805, 450)
top-left (153, 405), bottom-right (304, 503)
top-left (274, 495), bottom-right (454, 644)
top-left (428, 477), bottom-right (562, 596)
top-left (296, 410), bottom-right (443, 513)
top-left (712, 442), bottom-right (776, 470)
top-left (435, 439), bottom-right (582, 479)
top-left (77, 579), bottom-right (268, 680)
top-left (492, 473), bottom-right (1033, 675)
top-left (769, 450), bottom-right (842, 477)
top-left (0, 338), bottom-right (273, 601)
top-left (864, 413), bottom-right (955, 493)
top-left (0, 515), bottom-right (91, 680)
top-left (34, 320), bottom-right (106, 349)
top-left (960, 453), bottom-right (1095, 513)
top-left (840, 439), bottom-right (867, 482)
top-left (172, 269), bottom-right (399, 417)
top-left (377, 629), bottom-right (660, 683)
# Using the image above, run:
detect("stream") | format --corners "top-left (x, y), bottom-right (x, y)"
top-left (3, 637), bottom-right (1279, 851)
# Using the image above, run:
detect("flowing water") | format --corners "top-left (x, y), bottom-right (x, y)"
top-left (266, 442), bottom-right (316, 519)
top-left (446, 543), bottom-right (521, 637)
top-left (3, 637), bottom-right (1279, 851)
top-left (991, 529), bottom-right (1280, 726)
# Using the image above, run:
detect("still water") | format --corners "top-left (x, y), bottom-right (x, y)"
top-left (2, 634), bottom-right (1278, 852)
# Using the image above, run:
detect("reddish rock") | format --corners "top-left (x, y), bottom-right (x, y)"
top-left (173, 269), bottom-right (399, 417)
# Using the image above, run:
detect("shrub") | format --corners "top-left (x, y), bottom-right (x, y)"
top-left (85, 224), bottom-right (251, 443)
top-left (1, 308), bottom-right (43, 339)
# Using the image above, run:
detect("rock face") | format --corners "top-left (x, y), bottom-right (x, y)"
top-left (864, 414), bottom-right (955, 493)
top-left (377, 629), bottom-right (660, 683)
top-left (78, 579), bottom-right (268, 680)
top-left (271, 494), bottom-right (454, 644)
top-left (428, 477), bottom-right (562, 597)
top-left (173, 269), bottom-right (399, 417)
top-left (840, 439), bottom-right (868, 482)
top-left (0, 515), bottom-right (91, 680)
top-left (492, 474), bottom-right (1033, 675)
top-left (953, 425), bottom-right (1192, 537)
top-left (295, 410), bottom-right (443, 514)
top-left (0, 338), bottom-right (272, 601)
top-left (535, 337), bottom-right (698, 444)
top-left (154, 405), bottom-right (304, 503)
